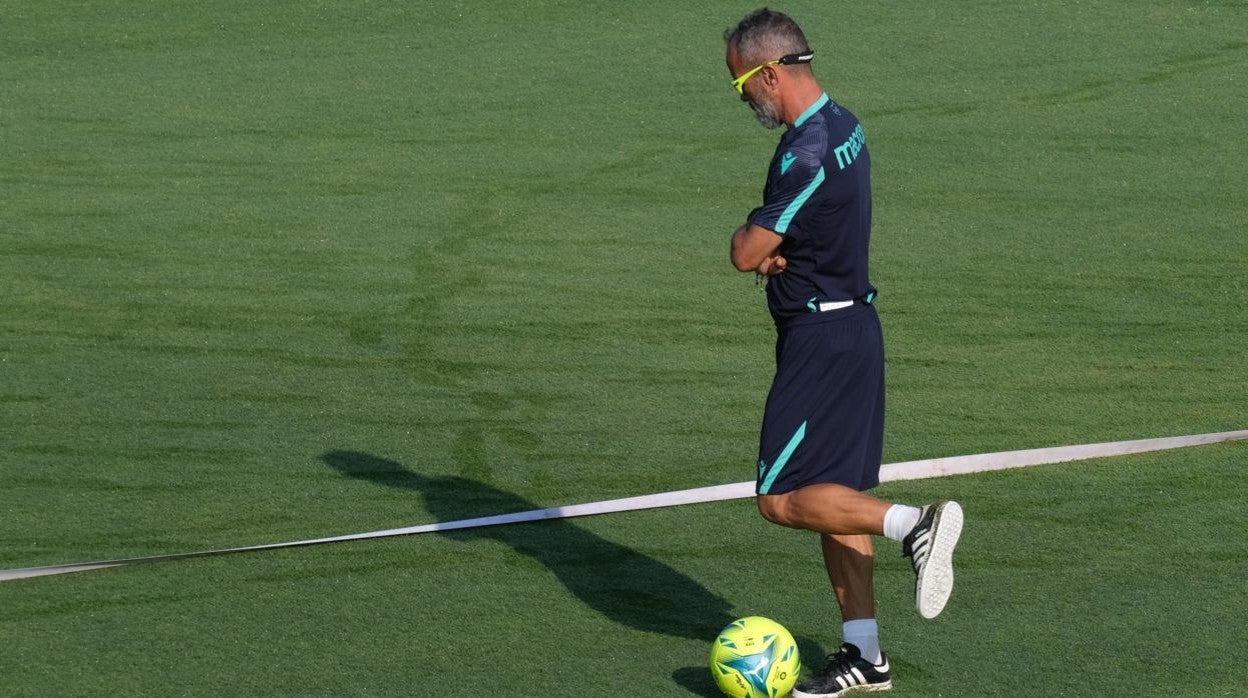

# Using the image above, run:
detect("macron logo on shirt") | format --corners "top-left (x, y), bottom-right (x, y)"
top-left (833, 124), bottom-right (866, 170)
top-left (780, 151), bottom-right (797, 175)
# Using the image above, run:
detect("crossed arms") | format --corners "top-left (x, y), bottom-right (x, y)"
top-left (730, 223), bottom-right (787, 276)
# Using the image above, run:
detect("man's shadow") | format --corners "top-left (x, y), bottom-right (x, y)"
top-left (321, 450), bottom-right (736, 643)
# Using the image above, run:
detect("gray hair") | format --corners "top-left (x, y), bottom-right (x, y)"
top-left (724, 8), bottom-right (811, 66)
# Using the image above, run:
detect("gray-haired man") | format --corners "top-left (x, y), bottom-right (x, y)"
top-left (723, 8), bottom-right (965, 696)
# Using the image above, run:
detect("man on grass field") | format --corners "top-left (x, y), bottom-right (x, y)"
top-left (724, 9), bottom-right (964, 696)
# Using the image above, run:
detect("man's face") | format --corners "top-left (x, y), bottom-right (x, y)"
top-left (727, 42), bottom-right (784, 130)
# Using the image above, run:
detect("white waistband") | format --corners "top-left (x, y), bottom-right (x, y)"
top-left (817, 300), bottom-right (855, 312)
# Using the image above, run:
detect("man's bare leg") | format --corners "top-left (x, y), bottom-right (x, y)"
top-left (757, 482), bottom-right (890, 535)
top-left (821, 533), bottom-right (875, 620)
top-left (822, 533), bottom-right (884, 665)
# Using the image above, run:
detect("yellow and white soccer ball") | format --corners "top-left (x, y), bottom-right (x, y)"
top-left (709, 616), bottom-right (801, 698)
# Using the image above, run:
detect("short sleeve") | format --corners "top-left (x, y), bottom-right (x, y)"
top-left (748, 143), bottom-right (827, 238)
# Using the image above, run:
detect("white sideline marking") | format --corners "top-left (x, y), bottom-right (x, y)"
top-left (2, 429), bottom-right (1244, 582)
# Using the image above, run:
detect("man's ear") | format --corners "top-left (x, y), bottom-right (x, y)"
top-left (762, 65), bottom-right (781, 90)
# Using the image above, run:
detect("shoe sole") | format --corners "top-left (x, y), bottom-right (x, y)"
top-left (791, 680), bottom-right (893, 698)
top-left (915, 501), bottom-right (963, 619)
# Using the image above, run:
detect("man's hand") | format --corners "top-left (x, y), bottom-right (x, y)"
top-left (755, 253), bottom-right (787, 276)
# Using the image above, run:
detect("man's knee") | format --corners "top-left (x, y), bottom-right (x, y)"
top-left (756, 494), bottom-right (791, 526)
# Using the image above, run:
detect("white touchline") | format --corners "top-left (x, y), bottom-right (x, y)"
top-left (1, 429), bottom-right (1244, 583)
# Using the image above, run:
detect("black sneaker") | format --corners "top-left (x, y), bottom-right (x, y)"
top-left (791, 643), bottom-right (892, 697)
top-left (902, 501), bottom-right (964, 619)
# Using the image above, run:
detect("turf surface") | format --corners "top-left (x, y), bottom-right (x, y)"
top-left (2, 1), bottom-right (1246, 695)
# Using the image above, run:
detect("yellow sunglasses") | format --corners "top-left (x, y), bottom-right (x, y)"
top-left (731, 50), bottom-right (815, 95)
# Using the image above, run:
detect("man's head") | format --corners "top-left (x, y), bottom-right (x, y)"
top-left (724, 9), bottom-right (815, 129)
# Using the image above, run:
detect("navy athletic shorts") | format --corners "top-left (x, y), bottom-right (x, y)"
top-left (755, 304), bottom-right (885, 495)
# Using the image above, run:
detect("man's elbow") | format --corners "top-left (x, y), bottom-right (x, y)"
top-left (729, 234), bottom-right (758, 272)
top-left (730, 251), bottom-right (756, 273)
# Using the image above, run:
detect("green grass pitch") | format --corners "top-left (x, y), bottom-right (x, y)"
top-left (2, 1), bottom-right (1246, 695)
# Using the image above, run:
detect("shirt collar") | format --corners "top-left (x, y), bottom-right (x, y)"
top-left (793, 93), bottom-right (830, 129)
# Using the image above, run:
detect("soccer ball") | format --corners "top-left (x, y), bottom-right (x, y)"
top-left (709, 616), bottom-right (801, 698)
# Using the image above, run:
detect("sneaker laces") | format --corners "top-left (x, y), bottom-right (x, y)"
top-left (821, 646), bottom-right (857, 676)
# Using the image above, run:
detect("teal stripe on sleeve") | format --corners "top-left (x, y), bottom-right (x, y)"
top-left (758, 421), bottom-right (806, 494)
top-left (775, 167), bottom-right (825, 234)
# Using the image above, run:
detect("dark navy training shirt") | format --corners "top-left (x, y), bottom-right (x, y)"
top-left (748, 93), bottom-right (875, 326)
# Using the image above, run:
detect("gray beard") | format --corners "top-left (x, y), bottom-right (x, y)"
top-left (751, 98), bottom-right (783, 130)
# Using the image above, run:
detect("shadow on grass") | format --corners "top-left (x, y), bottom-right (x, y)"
top-left (321, 450), bottom-right (735, 642)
